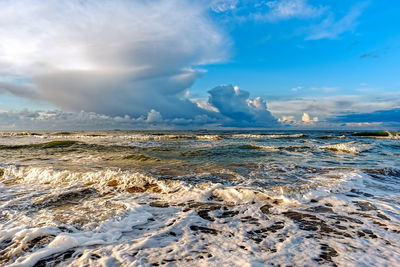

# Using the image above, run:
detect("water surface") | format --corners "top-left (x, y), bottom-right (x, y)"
top-left (1, 130), bottom-right (399, 266)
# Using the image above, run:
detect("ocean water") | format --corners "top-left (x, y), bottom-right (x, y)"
top-left (0, 130), bottom-right (399, 267)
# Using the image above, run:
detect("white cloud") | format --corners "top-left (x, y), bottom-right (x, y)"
top-left (146, 109), bottom-right (163, 123)
top-left (0, 0), bottom-right (228, 119)
top-left (291, 86), bottom-right (303, 92)
top-left (277, 113), bottom-right (317, 126)
top-left (278, 115), bottom-right (295, 123)
top-left (301, 112), bottom-right (318, 123)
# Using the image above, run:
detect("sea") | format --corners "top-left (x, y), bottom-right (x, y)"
top-left (0, 130), bottom-right (399, 266)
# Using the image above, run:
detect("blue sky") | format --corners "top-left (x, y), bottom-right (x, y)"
top-left (0, 0), bottom-right (399, 130)
top-left (193, 0), bottom-right (400, 99)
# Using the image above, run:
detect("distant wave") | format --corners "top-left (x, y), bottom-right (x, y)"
top-left (46, 133), bottom-right (223, 141)
top-left (122, 154), bottom-right (162, 162)
top-left (231, 133), bottom-right (306, 139)
top-left (317, 135), bottom-right (346, 139)
top-left (236, 144), bottom-right (312, 153)
top-left (0, 132), bottom-right (41, 137)
top-left (0, 140), bottom-right (78, 150)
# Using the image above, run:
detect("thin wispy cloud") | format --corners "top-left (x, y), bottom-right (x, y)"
top-left (210, 0), bottom-right (239, 13)
top-left (359, 51), bottom-right (379, 59)
top-left (291, 86), bottom-right (303, 92)
top-left (211, 1), bottom-right (366, 41)
top-left (214, 0), bottom-right (326, 22)
top-left (359, 46), bottom-right (391, 59)
top-left (255, 0), bottom-right (325, 21)
top-left (306, 2), bottom-right (368, 40)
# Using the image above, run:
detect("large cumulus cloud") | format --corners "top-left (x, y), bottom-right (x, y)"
top-left (0, 0), bottom-right (227, 119)
top-left (207, 85), bottom-right (277, 127)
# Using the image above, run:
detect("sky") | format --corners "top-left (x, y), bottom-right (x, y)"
top-left (0, 0), bottom-right (399, 130)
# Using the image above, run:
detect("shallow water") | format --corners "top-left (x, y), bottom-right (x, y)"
top-left (0, 130), bottom-right (399, 266)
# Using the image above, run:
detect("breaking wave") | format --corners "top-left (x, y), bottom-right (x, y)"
top-left (320, 142), bottom-right (370, 154)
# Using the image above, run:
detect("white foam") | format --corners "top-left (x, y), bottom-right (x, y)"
top-left (2, 167), bottom-right (400, 266)
top-left (7, 203), bottom-right (151, 267)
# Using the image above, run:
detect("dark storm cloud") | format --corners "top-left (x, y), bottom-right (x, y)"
top-left (331, 108), bottom-right (400, 123)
